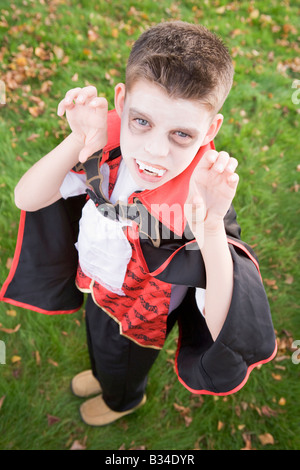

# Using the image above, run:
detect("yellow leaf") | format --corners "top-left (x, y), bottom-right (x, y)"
top-left (217, 420), bottom-right (225, 431)
top-left (16, 56), bottom-right (27, 67)
top-left (83, 49), bottom-right (92, 58)
top-left (249, 9), bottom-right (260, 19)
top-left (258, 433), bottom-right (274, 445)
top-left (35, 350), bottom-right (41, 366)
top-left (11, 355), bottom-right (21, 363)
top-left (111, 28), bottom-right (119, 38)
top-left (6, 309), bottom-right (17, 317)
top-left (271, 372), bottom-right (282, 381)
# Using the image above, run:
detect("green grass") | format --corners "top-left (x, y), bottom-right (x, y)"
top-left (0, 0), bottom-right (299, 450)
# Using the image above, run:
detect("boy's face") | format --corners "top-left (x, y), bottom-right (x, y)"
top-left (115, 80), bottom-right (222, 190)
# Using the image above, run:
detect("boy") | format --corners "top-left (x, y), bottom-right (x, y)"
top-left (1, 21), bottom-right (276, 426)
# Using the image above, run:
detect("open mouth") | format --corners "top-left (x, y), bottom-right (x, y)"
top-left (136, 159), bottom-right (167, 178)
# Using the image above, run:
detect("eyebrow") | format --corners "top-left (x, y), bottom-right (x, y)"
top-left (128, 107), bottom-right (200, 136)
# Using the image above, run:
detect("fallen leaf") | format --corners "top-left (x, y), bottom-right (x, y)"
top-left (184, 416), bottom-right (193, 427)
top-left (11, 355), bottom-right (21, 363)
top-left (284, 275), bottom-right (294, 284)
top-left (88, 29), bottom-right (98, 42)
top-left (47, 414), bottom-right (60, 426)
top-left (29, 106), bottom-right (44, 117)
top-left (260, 405), bottom-right (278, 417)
top-left (271, 372), bottom-right (282, 381)
top-left (217, 420), bottom-right (225, 431)
top-left (53, 45), bottom-right (64, 60)
top-left (26, 133), bottom-right (40, 141)
top-left (241, 432), bottom-right (252, 450)
top-left (0, 324), bottom-right (21, 334)
top-left (40, 80), bottom-right (53, 94)
top-left (6, 258), bottom-right (13, 270)
top-left (0, 396), bottom-right (6, 411)
top-left (70, 439), bottom-right (87, 450)
top-left (35, 46), bottom-right (50, 60)
top-left (173, 403), bottom-right (190, 415)
top-left (47, 358), bottom-right (59, 367)
top-left (278, 397), bottom-right (286, 406)
top-left (35, 350), bottom-right (41, 366)
top-left (258, 433), bottom-right (274, 445)
top-left (6, 309), bottom-right (17, 317)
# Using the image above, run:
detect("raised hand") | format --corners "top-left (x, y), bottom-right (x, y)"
top-left (185, 150), bottom-right (239, 244)
top-left (57, 86), bottom-right (108, 163)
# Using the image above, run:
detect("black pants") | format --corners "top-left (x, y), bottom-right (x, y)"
top-left (85, 294), bottom-right (161, 412)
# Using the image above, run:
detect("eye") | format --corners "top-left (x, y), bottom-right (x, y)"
top-left (173, 131), bottom-right (193, 144)
top-left (135, 118), bottom-right (149, 127)
top-left (175, 131), bottom-right (190, 139)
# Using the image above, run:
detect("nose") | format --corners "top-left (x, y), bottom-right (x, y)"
top-left (144, 135), bottom-right (169, 160)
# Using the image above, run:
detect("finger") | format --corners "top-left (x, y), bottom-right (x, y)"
top-left (57, 88), bottom-right (82, 116)
top-left (198, 149), bottom-right (219, 169)
top-left (89, 96), bottom-right (108, 109)
top-left (75, 86), bottom-right (98, 105)
top-left (227, 172), bottom-right (239, 189)
top-left (212, 151), bottom-right (230, 174)
top-left (65, 87), bottom-right (83, 104)
top-left (225, 157), bottom-right (238, 174)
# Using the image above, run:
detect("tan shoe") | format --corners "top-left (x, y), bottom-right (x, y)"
top-left (79, 394), bottom-right (146, 426)
top-left (71, 370), bottom-right (102, 398)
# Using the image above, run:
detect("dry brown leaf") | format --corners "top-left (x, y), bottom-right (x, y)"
top-left (26, 133), bottom-right (40, 141)
top-left (88, 29), bottom-right (99, 42)
top-left (28, 106), bottom-right (44, 117)
top-left (217, 420), bottom-right (225, 431)
top-left (184, 416), bottom-right (193, 427)
top-left (47, 414), bottom-right (60, 426)
top-left (241, 432), bottom-right (252, 450)
top-left (0, 323), bottom-right (21, 334)
top-left (40, 80), bottom-right (53, 94)
top-left (70, 439), bottom-right (87, 450)
top-left (271, 372), bottom-right (282, 381)
top-left (53, 45), bottom-right (64, 60)
top-left (6, 258), bottom-right (13, 270)
top-left (173, 403), bottom-right (190, 416)
top-left (35, 350), bottom-right (41, 366)
top-left (47, 358), bottom-right (59, 367)
top-left (260, 405), bottom-right (278, 417)
top-left (0, 396), bottom-right (5, 411)
top-left (258, 433), bottom-right (274, 445)
top-left (284, 275), bottom-right (294, 284)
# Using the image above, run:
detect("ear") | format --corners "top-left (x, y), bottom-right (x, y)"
top-left (202, 113), bottom-right (223, 146)
top-left (114, 83), bottom-right (126, 118)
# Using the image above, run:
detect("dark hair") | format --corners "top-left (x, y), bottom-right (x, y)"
top-left (126, 21), bottom-right (234, 112)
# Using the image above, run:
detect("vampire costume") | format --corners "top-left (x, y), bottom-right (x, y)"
top-left (0, 110), bottom-right (277, 399)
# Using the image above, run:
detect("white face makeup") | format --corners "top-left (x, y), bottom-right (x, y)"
top-left (116, 80), bottom-right (219, 190)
